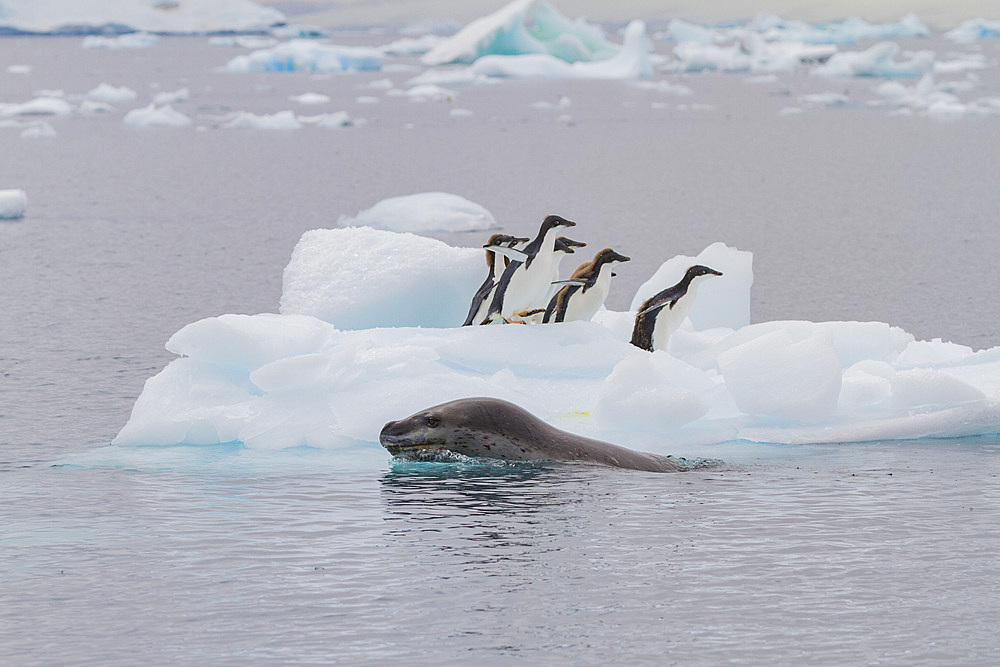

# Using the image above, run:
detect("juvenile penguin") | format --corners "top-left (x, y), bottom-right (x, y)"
top-left (543, 248), bottom-right (631, 323)
top-left (483, 214), bottom-right (576, 323)
top-left (630, 264), bottom-right (722, 351)
top-left (462, 234), bottom-right (529, 326)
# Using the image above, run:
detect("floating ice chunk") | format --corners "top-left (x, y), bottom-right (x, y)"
top-left (298, 111), bottom-right (354, 128)
top-left (123, 104), bottom-right (192, 127)
top-left (945, 19), bottom-right (1000, 44)
top-left (0, 189), bottom-right (28, 219)
top-left (7, 64), bottom-right (31, 75)
top-left (750, 13), bottom-right (929, 45)
top-left (405, 84), bottom-right (457, 102)
top-left (630, 242), bottom-right (753, 332)
top-left (280, 227), bottom-right (484, 329)
top-left (221, 110), bottom-right (301, 130)
top-left (270, 24), bottom-right (326, 40)
top-left (153, 88), bottom-right (189, 105)
top-left (532, 95), bottom-right (572, 109)
top-left (449, 108), bottom-right (473, 117)
top-left (337, 192), bottom-right (496, 234)
top-left (671, 35), bottom-right (834, 73)
top-left (422, 0), bottom-right (617, 66)
top-left (20, 121), bottom-right (56, 138)
top-left (79, 100), bottom-right (115, 114)
top-left (82, 33), bottom-right (159, 49)
top-left (719, 329), bottom-right (843, 423)
top-left (813, 41), bottom-right (933, 78)
top-left (407, 68), bottom-right (495, 88)
top-left (933, 53), bottom-right (987, 74)
top-left (926, 99), bottom-right (967, 121)
top-left (0, 96), bottom-right (73, 117)
top-left (633, 80), bottom-right (693, 95)
top-left (779, 106), bottom-right (804, 115)
top-left (289, 92), bottom-right (330, 105)
top-left (802, 91), bottom-right (850, 106)
top-left (0, 1), bottom-right (283, 35)
top-left (470, 20), bottom-right (652, 80)
top-left (381, 35), bottom-right (443, 56)
top-left (87, 83), bottom-right (137, 103)
top-left (657, 19), bottom-right (719, 44)
top-left (225, 40), bottom-right (383, 73)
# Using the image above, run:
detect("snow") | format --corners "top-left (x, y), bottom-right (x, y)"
top-left (813, 42), bottom-right (934, 78)
top-left (225, 40), bottom-right (384, 73)
top-left (114, 225), bottom-right (1000, 453)
top-left (469, 20), bottom-right (653, 80)
top-left (123, 104), bottom-right (192, 128)
top-left (0, 189), bottom-right (28, 219)
top-left (421, 0), bottom-right (618, 66)
top-left (0, 0), bottom-right (282, 35)
top-left (336, 192), bottom-right (497, 234)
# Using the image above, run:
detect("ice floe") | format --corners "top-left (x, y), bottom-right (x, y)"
top-left (421, 0), bottom-right (618, 66)
top-left (0, 189), bottom-right (28, 219)
top-left (872, 73), bottom-right (1000, 120)
top-left (0, 96), bottom-right (73, 117)
top-left (746, 13), bottom-right (930, 44)
top-left (812, 42), bottom-right (934, 78)
top-left (225, 40), bottom-right (384, 73)
top-left (86, 83), bottom-right (137, 103)
top-left (336, 192), bottom-right (497, 234)
top-left (114, 226), bottom-right (1000, 453)
top-left (945, 19), bottom-right (1000, 44)
top-left (0, 0), bottom-right (283, 35)
top-left (153, 88), bottom-right (190, 105)
top-left (669, 35), bottom-right (836, 73)
top-left (289, 92), bottom-right (331, 105)
top-left (81, 33), bottom-right (159, 49)
top-left (469, 20), bottom-right (653, 80)
top-left (123, 104), bottom-right (192, 128)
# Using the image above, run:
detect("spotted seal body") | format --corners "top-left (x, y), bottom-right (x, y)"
top-left (379, 397), bottom-right (685, 473)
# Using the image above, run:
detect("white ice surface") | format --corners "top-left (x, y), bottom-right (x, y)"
top-left (469, 20), bottom-right (653, 80)
top-left (0, 189), bottom-right (28, 219)
top-left (123, 104), bottom-right (192, 128)
top-left (945, 19), bottom-right (1000, 44)
top-left (86, 83), bottom-right (137, 103)
top-left (0, 0), bottom-right (282, 34)
top-left (336, 192), bottom-right (497, 234)
top-left (813, 41), bottom-right (934, 78)
top-left (81, 33), bottom-right (159, 49)
top-left (225, 40), bottom-right (384, 73)
top-left (115, 227), bottom-right (1000, 454)
top-left (0, 96), bottom-right (73, 117)
top-left (421, 0), bottom-right (618, 66)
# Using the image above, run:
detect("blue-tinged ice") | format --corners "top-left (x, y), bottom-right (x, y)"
top-left (225, 40), bottom-right (384, 73)
top-left (945, 19), bottom-right (1000, 44)
top-left (421, 0), bottom-right (618, 66)
top-left (812, 41), bottom-right (934, 78)
top-left (0, 0), bottom-right (283, 35)
top-left (114, 227), bottom-right (1000, 454)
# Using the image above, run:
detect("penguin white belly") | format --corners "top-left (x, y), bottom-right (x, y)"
top-left (563, 275), bottom-right (612, 322)
top-left (502, 255), bottom-right (555, 316)
top-left (651, 293), bottom-right (695, 350)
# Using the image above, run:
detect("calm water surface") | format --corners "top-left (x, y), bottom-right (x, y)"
top-left (2, 36), bottom-right (999, 663)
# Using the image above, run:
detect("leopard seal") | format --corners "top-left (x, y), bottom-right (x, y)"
top-left (379, 397), bottom-right (686, 473)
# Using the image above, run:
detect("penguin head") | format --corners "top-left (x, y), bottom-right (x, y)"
top-left (554, 237), bottom-right (586, 254)
top-left (595, 248), bottom-right (631, 264)
top-left (686, 265), bottom-right (723, 280)
top-left (541, 214), bottom-right (576, 232)
top-left (484, 234), bottom-right (525, 249)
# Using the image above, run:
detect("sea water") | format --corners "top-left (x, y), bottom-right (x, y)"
top-left (2, 35), bottom-right (999, 663)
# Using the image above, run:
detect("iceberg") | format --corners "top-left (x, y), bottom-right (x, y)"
top-left (115, 227), bottom-right (1000, 455)
top-left (336, 193), bottom-right (498, 234)
top-left (421, 0), bottom-right (618, 66)
top-left (0, 0), bottom-right (283, 35)
top-left (0, 189), bottom-right (27, 219)
top-left (813, 42), bottom-right (934, 78)
top-left (945, 19), bottom-right (1000, 44)
top-left (225, 40), bottom-right (383, 73)
top-left (469, 20), bottom-right (653, 80)
top-left (123, 104), bottom-right (192, 128)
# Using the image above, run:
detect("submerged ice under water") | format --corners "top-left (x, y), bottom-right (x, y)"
top-left (2, 8), bottom-right (1000, 663)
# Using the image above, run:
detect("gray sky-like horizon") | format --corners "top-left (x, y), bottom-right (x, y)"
top-left (263, 0), bottom-right (998, 30)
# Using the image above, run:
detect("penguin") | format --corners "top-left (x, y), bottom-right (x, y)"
top-left (542, 236), bottom-right (587, 304)
top-left (542, 248), bottom-right (630, 323)
top-left (462, 234), bottom-right (530, 326)
top-left (630, 264), bottom-right (723, 352)
top-left (483, 214), bottom-right (576, 324)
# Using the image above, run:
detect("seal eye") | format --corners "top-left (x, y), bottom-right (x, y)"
top-left (426, 415), bottom-right (440, 428)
